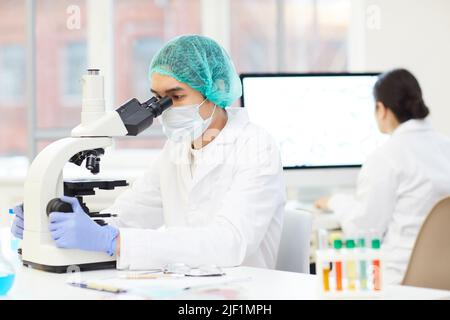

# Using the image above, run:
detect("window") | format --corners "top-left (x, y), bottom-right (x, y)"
top-left (283, 0), bottom-right (350, 72)
top-left (131, 38), bottom-right (164, 101)
top-left (0, 0), bottom-right (26, 157)
top-left (230, 0), bottom-right (350, 73)
top-left (0, 45), bottom-right (26, 105)
top-left (61, 41), bottom-right (87, 105)
top-left (230, 0), bottom-right (278, 73)
top-left (0, 0), bottom-right (352, 159)
top-left (36, 0), bottom-right (87, 130)
top-left (114, 0), bottom-right (201, 150)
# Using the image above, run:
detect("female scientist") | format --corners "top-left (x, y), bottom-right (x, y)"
top-left (12, 35), bottom-right (286, 270)
top-left (315, 69), bottom-right (450, 284)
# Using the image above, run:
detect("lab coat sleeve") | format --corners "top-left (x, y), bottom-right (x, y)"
top-left (328, 151), bottom-right (398, 238)
top-left (117, 133), bottom-right (286, 270)
top-left (102, 154), bottom-right (164, 230)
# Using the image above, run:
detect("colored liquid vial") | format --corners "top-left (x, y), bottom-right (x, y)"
top-left (372, 239), bottom-right (381, 291)
top-left (358, 238), bottom-right (368, 290)
top-left (333, 239), bottom-right (343, 291)
top-left (346, 239), bottom-right (357, 291)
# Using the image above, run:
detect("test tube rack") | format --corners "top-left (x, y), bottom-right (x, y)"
top-left (316, 248), bottom-right (385, 299)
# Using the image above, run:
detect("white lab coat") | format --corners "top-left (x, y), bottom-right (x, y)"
top-left (329, 119), bottom-right (450, 284)
top-left (105, 107), bottom-right (286, 270)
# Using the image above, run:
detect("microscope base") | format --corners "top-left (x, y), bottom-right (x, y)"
top-left (22, 259), bottom-right (116, 273)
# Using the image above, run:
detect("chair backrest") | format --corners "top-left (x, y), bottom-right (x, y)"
top-left (276, 209), bottom-right (312, 274)
top-left (402, 196), bottom-right (450, 290)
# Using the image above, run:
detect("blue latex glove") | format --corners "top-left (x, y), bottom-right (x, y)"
top-left (49, 196), bottom-right (119, 256)
top-left (11, 203), bottom-right (24, 239)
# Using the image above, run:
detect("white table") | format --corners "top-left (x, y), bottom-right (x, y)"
top-left (5, 264), bottom-right (450, 300)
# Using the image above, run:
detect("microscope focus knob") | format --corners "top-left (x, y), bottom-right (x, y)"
top-left (46, 198), bottom-right (105, 225)
top-left (46, 198), bottom-right (73, 216)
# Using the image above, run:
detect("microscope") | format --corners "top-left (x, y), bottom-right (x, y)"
top-left (22, 69), bottom-right (172, 273)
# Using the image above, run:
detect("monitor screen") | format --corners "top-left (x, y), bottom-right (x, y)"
top-left (240, 73), bottom-right (388, 169)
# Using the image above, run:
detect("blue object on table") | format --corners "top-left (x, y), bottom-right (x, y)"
top-left (0, 274), bottom-right (15, 296)
top-left (9, 208), bottom-right (21, 251)
top-left (10, 204), bottom-right (24, 240)
top-left (0, 242), bottom-right (16, 296)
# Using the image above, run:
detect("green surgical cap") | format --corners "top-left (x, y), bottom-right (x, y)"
top-left (149, 34), bottom-right (242, 108)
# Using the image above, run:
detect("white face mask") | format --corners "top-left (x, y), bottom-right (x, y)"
top-left (160, 99), bottom-right (217, 142)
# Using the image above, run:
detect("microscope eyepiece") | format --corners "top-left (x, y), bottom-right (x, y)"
top-left (116, 95), bottom-right (173, 136)
top-left (141, 96), bottom-right (158, 109)
top-left (142, 96), bottom-right (173, 117)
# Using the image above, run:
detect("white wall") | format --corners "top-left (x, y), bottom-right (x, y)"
top-left (350, 0), bottom-right (450, 136)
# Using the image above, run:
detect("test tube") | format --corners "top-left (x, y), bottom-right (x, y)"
top-left (333, 239), bottom-right (343, 291)
top-left (346, 239), bottom-right (357, 291)
top-left (358, 236), bottom-right (368, 290)
top-left (372, 238), bottom-right (381, 291)
top-left (318, 229), bottom-right (330, 292)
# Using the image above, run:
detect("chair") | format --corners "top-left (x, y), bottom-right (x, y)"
top-left (276, 209), bottom-right (312, 274)
top-left (402, 196), bottom-right (450, 290)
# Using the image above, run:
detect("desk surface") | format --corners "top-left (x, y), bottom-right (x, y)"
top-left (5, 264), bottom-right (450, 300)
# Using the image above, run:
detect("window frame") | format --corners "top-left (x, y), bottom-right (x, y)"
top-left (24, 0), bottom-right (355, 160)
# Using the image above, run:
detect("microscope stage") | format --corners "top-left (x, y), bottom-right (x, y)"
top-left (64, 179), bottom-right (129, 196)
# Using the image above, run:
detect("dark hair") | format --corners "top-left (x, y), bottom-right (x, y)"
top-left (373, 69), bottom-right (430, 123)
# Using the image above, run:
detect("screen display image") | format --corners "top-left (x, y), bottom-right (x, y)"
top-left (241, 74), bottom-right (388, 168)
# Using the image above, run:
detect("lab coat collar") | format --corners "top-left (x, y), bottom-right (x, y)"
top-left (392, 118), bottom-right (433, 136)
top-left (189, 107), bottom-right (250, 190)
top-left (212, 107), bottom-right (250, 145)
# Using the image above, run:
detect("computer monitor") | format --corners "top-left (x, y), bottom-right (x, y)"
top-left (240, 73), bottom-right (388, 197)
top-left (240, 73), bottom-right (388, 169)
